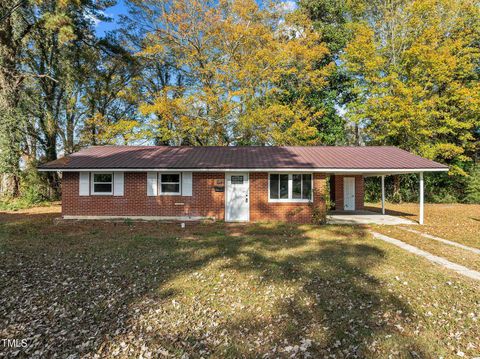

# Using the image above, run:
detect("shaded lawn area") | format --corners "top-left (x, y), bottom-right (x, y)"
top-left (1, 206), bottom-right (479, 358)
top-left (366, 202), bottom-right (480, 249)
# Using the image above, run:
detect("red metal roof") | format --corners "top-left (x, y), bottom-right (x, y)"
top-left (38, 146), bottom-right (448, 171)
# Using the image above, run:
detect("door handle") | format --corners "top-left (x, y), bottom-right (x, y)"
top-left (246, 194), bottom-right (248, 203)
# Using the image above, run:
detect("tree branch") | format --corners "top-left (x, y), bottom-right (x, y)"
top-left (0, 0), bottom-right (27, 24)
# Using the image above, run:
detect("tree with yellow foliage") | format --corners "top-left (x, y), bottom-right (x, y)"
top-left (128, 0), bottom-right (332, 145)
top-left (343, 0), bottom-right (480, 175)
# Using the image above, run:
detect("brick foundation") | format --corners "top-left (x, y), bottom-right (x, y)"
top-left (62, 172), bottom-right (327, 223)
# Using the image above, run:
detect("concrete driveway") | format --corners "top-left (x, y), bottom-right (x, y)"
top-left (327, 210), bottom-right (417, 225)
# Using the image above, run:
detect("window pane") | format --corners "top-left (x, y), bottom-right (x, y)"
top-left (231, 175), bottom-right (244, 184)
top-left (302, 174), bottom-right (312, 199)
top-left (161, 174), bottom-right (180, 183)
top-left (94, 183), bottom-right (112, 193)
top-left (161, 183), bottom-right (180, 193)
top-left (270, 174), bottom-right (279, 199)
top-left (280, 174), bottom-right (289, 199)
top-left (94, 173), bottom-right (112, 183)
top-left (292, 174), bottom-right (302, 199)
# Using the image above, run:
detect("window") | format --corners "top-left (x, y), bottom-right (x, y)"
top-left (92, 172), bottom-right (113, 195)
top-left (231, 175), bottom-right (244, 184)
top-left (270, 174), bottom-right (285, 200)
top-left (159, 173), bottom-right (181, 195)
top-left (293, 174), bottom-right (312, 199)
top-left (269, 173), bottom-right (312, 202)
top-left (292, 174), bottom-right (302, 199)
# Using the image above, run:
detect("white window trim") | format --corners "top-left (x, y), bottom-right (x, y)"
top-left (268, 173), bottom-right (313, 203)
top-left (91, 171), bottom-right (114, 195)
top-left (158, 172), bottom-right (182, 196)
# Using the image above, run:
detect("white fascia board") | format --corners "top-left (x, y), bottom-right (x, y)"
top-left (39, 167), bottom-right (449, 173)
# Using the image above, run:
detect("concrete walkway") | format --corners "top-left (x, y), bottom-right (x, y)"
top-left (327, 210), bottom-right (417, 225)
top-left (371, 231), bottom-right (480, 282)
top-left (398, 227), bottom-right (480, 255)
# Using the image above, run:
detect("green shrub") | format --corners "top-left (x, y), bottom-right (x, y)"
top-left (0, 197), bottom-right (50, 211)
top-left (20, 168), bottom-right (50, 204)
top-left (364, 172), bottom-right (466, 204)
top-left (430, 191), bottom-right (458, 204)
top-left (464, 167), bottom-right (480, 204)
top-left (0, 168), bottom-right (54, 211)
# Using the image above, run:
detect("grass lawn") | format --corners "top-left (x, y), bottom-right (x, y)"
top-left (372, 226), bottom-right (480, 273)
top-left (1, 204), bottom-right (479, 358)
top-left (366, 202), bottom-right (480, 249)
top-left (0, 199), bottom-right (59, 212)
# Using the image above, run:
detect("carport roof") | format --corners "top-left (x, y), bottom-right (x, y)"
top-left (38, 146), bottom-right (449, 173)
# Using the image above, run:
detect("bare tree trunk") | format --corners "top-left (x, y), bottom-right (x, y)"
top-left (65, 114), bottom-right (75, 154)
top-left (0, 0), bottom-right (29, 198)
top-left (44, 131), bottom-right (60, 197)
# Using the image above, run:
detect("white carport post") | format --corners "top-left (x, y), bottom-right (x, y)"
top-left (381, 175), bottom-right (385, 215)
top-left (419, 172), bottom-right (424, 225)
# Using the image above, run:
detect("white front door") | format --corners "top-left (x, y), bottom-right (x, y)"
top-left (343, 177), bottom-right (356, 211)
top-left (226, 173), bottom-right (249, 222)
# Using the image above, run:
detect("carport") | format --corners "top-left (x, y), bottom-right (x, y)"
top-left (328, 169), bottom-right (447, 225)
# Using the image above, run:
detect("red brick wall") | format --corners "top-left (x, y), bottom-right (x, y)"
top-left (62, 172), bottom-right (225, 219)
top-left (333, 175), bottom-right (364, 211)
top-left (250, 173), bottom-right (326, 223)
top-left (62, 172), bottom-right (327, 223)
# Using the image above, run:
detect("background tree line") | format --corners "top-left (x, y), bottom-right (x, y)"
top-left (0, 0), bottom-right (479, 207)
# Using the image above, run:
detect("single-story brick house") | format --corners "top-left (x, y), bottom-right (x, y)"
top-left (39, 146), bottom-right (448, 224)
